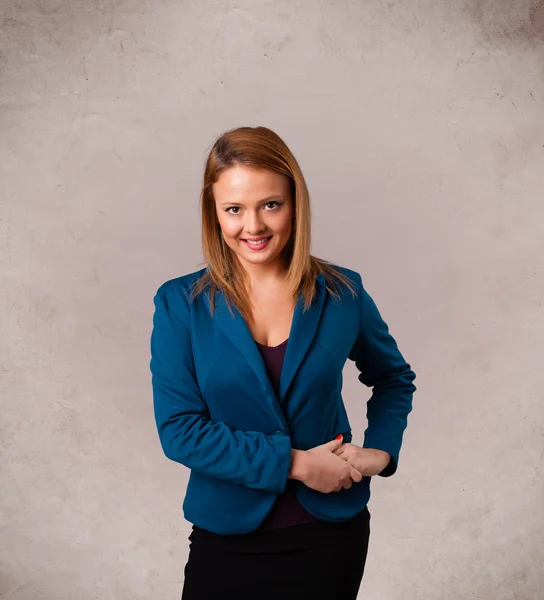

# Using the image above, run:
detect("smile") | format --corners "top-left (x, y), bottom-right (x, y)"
top-left (241, 236), bottom-right (272, 250)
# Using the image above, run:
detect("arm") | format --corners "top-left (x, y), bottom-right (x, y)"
top-left (150, 284), bottom-right (292, 493)
top-left (348, 273), bottom-right (417, 477)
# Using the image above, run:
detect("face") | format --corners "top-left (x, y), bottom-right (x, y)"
top-left (213, 165), bottom-right (294, 271)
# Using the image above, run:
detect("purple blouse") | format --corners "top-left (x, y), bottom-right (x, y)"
top-left (254, 338), bottom-right (321, 530)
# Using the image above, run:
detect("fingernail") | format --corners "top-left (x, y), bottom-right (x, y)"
top-left (335, 434), bottom-right (343, 440)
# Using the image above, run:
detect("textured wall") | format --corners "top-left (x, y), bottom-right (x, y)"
top-left (1, 1), bottom-right (543, 599)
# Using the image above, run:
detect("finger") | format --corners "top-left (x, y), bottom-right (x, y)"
top-left (322, 435), bottom-right (343, 451)
top-left (342, 478), bottom-right (353, 490)
top-left (333, 446), bottom-right (345, 456)
top-left (349, 465), bottom-right (363, 483)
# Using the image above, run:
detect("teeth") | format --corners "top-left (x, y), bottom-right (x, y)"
top-left (246, 237), bottom-right (270, 245)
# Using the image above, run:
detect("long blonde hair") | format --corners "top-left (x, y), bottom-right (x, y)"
top-left (189, 126), bottom-right (357, 324)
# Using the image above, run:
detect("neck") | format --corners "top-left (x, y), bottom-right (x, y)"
top-left (238, 257), bottom-right (289, 289)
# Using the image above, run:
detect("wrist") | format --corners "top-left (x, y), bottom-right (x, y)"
top-left (367, 448), bottom-right (391, 471)
top-left (288, 449), bottom-right (308, 481)
top-left (371, 448), bottom-right (391, 463)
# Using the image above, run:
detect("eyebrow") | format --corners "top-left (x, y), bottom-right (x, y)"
top-left (218, 195), bottom-right (284, 207)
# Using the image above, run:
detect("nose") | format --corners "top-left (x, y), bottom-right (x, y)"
top-left (244, 210), bottom-right (267, 235)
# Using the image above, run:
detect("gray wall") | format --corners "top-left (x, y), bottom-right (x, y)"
top-left (1, 1), bottom-right (543, 598)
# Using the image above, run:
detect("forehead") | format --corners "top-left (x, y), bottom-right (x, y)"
top-left (213, 166), bottom-right (289, 202)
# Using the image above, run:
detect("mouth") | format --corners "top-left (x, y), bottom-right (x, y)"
top-left (241, 235), bottom-right (273, 250)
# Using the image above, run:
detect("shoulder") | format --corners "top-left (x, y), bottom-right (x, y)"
top-left (153, 267), bottom-right (208, 318)
top-left (319, 261), bottom-right (363, 293)
top-left (328, 263), bottom-right (361, 282)
top-left (155, 266), bottom-right (208, 296)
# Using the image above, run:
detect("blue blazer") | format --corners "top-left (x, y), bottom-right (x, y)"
top-left (150, 264), bottom-right (416, 535)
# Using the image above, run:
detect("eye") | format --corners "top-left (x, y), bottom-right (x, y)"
top-left (264, 201), bottom-right (283, 209)
top-left (225, 206), bottom-right (240, 215)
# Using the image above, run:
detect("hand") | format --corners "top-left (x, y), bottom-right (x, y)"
top-left (333, 444), bottom-right (391, 477)
top-left (289, 436), bottom-right (363, 494)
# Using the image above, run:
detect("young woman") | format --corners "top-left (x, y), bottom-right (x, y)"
top-left (150, 126), bottom-right (416, 599)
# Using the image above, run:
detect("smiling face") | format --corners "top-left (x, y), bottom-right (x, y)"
top-left (213, 165), bottom-right (294, 273)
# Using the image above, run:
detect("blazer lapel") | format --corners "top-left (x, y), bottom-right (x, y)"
top-left (212, 288), bottom-right (278, 405)
top-left (210, 272), bottom-right (327, 412)
top-left (279, 273), bottom-right (326, 402)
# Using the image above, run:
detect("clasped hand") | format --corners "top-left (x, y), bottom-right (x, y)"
top-left (289, 435), bottom-right (390, 494)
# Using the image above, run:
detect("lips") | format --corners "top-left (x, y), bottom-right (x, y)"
top-left (241, 236), bottom-right (273, 250)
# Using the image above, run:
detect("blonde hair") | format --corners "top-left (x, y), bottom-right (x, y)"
top-left (189, 125), bottom-right (357, 324)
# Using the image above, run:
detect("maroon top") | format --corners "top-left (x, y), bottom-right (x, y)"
top-left (254, 338), bottom-right (321, 530)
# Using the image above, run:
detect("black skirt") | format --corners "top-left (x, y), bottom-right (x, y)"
top-left (181, 506), bottom-right (371, 600)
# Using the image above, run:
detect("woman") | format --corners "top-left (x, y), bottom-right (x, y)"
top-left (150, 126), bottom-right (416, 599)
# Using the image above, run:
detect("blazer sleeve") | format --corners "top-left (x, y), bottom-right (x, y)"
top-left (348, 273), bottom-right (417, 477)
top-left (150, 284), bottom-right (292, 494)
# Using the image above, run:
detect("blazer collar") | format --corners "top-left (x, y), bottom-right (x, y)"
top-left (210, 272), bottom-right (327, 406)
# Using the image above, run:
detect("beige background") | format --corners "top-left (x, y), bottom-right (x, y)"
top-left (1, 1), bottom-right (543, 598)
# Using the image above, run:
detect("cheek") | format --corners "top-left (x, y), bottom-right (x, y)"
top-left (279, 201), bottom-right (294, 232)
top-left (276, 213), bottom-right (293, 237)
top-left (217, 216), bottom-right (239, 239)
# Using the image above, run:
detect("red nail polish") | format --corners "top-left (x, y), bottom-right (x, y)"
top-left (335, 434), bottom-right (343, 440)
